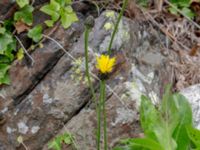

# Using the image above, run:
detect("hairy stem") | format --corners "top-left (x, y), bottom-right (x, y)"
top-left (107, 0), bottom-right (129, 55)
top-left (84, 27), bottom-right (101, 150)
top-left (100, 79), bottom-right (107, 150)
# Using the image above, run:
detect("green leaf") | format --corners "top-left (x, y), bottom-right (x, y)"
top-left (48, 140), bottom-right (61, 150)
top-left (0, 27), bottom-right (6, 34)
top-left (187, 126), bottom-right (200, 148)
top-left (40, 0), bottom-right (60, 27)
top-left (169, 6), bottom-right (179, 15)
top-left (137, 0), bottom-right (148, 7)
top-left (170, 0), bottom-right (190, 7)
top-left (16, 0), bottom-right (29, 8)
top-left (140, 95), bottom-right (159, 140)
top-left (181, 7), bottom-right (195, 19)
top-left (40, 0), bottom-right (78, 28)
top-left (44, 20), bottom-right (54, 27)
top-left (0, 33), bottom-right (13, 52)
top-left (0, 64), bottom-right (10, 85)
top-left (0, 72), bottom-right (10, 85)
top-left (62, 133), bottom-right (72, 144)
top-left (169, 0), bottom-right (193, 18)
top-left (3, 19), bottom-right (14, 31)
top-left (0, 31), bottom-right (16, 61)
top-left (160, 85), bottom-right (179, 135)
top-left (48, 132), bottom-right (74, 150)
top-left (0, 55), bottom-right (11, 63)
top-left (119, 138), bottom-right (164, 150)
top-left (14, 5), bottom-right (34, 25)
top-left (0, 64), bottom-right (10, 78)
top-left (60, 6), bottom-right (78, 29)
top-left (173, 93), bottom-right (193, 150)
top-left (156, 85), bottom-right (178, 150)
top-left (140, 93), bottom-right (177, 148)
top-left (53, 0), bottom-right (72, 6)
top-left (27, 25), bottom-right (43, 42)
top-left (0, 27), bottom-right (16, 85)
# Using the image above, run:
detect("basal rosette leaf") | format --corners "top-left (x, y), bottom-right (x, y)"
top-left (172, 93), bottom-right (193, 150)
top-left (28, 25), bottom-right (43, 42)
top-left (40, 0), bottom-right (61, 27)
top-left (114, 138), bottom-right (164, 150)
top-left (16, 0), bottom-right (29, 8)
top-left (14, 5), bottom-right (34, 25)
top-left (140, 95), bottom-right (160, 140)
top-left (187, 125), bottom-right (200, 149)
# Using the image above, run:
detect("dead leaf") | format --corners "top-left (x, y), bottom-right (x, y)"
top-left (14, 21), bottom-right (30, 34)
top-left (189, 44), bottom-right (200, 56)
top-left (191, 1), bottom-right (200, 23)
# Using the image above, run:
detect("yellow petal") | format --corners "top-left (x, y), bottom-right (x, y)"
top-left (96, 54), bottom-right (116, 74)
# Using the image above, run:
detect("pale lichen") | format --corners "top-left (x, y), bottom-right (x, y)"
top-left (131, 64), bottom-right (154, 84)
top-left (43, 93), bottom-right (53, 104)
top-left (1, 107), bottom-right (8, 114)
top-left (104, 22), bottom-right (114, 31)
top-left (31, 126), bottom-right (40, 134)
top-left (17, 121), bottom-right (29, 134)
top-left (148, 91), bottom-right (159, 105)
top-left (6, 126), bottom-right (17, 134)
top-left (70, 57), bottom-right (94, 86)
top-left (111, 107), bottom-right (137, 126)
top-left (105, 11), bottom-right (115, 18)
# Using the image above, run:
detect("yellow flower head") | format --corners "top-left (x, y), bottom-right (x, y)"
top-left (96, 54), bottom-right (116, 74)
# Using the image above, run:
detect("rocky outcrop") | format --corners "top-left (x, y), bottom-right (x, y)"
top-left (1, 9), bottom-right (193, 150)
top-left (39, 11), bottom-right (175, 150)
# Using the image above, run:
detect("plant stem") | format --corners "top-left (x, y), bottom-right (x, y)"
top-left (84, 27), bottom-right (96, 99)
top-left (100, 79), bottom-right (107, 150)
top-left (107, 0), bottom-right (129, 55)
top-left (84, 26), bottom-right (101, 150)
top-left (97, 94), bottom-right (101, 150)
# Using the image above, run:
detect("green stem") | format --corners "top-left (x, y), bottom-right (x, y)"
top-left (84, 26), bottom-right (101, 150)
top-left (107, 0), bottom-right (129, 55)
top-left (100, 80), bottom-right (107, 150)
top-left (84, 27), bottom-right (95, 99)
top-left (97, 92), bottom-right (101, 150)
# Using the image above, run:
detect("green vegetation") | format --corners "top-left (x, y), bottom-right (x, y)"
top-left (40, 0), bottom-right (78, 28)
top-left (0, 0), bottom-right (78, 85)
top-left (2, 0), bottom-right (200, 150)
top-left (114, 85), bottom-right (200, 150)
top-left (14, 5), bottom-right (34, 25)
top-left (169, 0), bottom-right (195, 19)
top-left (48, 132), bottom-right (77, 150)
top-left (0, 26), bottom-right (16, 84)
top-left (27, 25), bottom-right (43, 42)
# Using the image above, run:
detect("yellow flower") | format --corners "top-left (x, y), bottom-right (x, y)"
top-left (96, 54), bottom-right (116, 74)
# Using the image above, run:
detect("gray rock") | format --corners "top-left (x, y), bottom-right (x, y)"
top-left (0, 10), bottom-right (177, 149)
top-left (42, 11), bottom-right (176, 150)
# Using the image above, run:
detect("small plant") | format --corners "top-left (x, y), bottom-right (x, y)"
top-left (40, 0), bottom-right (78, 28)
top-left (186, 125), bottom-right (200, 149)
top-left (0, 0), bottom-right (79, 86)
top-left (16, 0), bottom-right (29, 8)
top-left (114, 85), bottom-right (200, 150)
top-left (27, 25), bottom-right (43, 42)
top-left (169, 0), bottom-right (195, 19)
top-left (136, 0), bottom-right (149, 7)
top-left (48, 132), bottom-right (77, 150)
top-left (0, 26), bottom-right (16, 84)
top-left (14, 0), bottom-right (34, 26)
top-left (17, 135), bottom-right (29, 150)
top-left (83, 0), bottom-right (128, 149)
